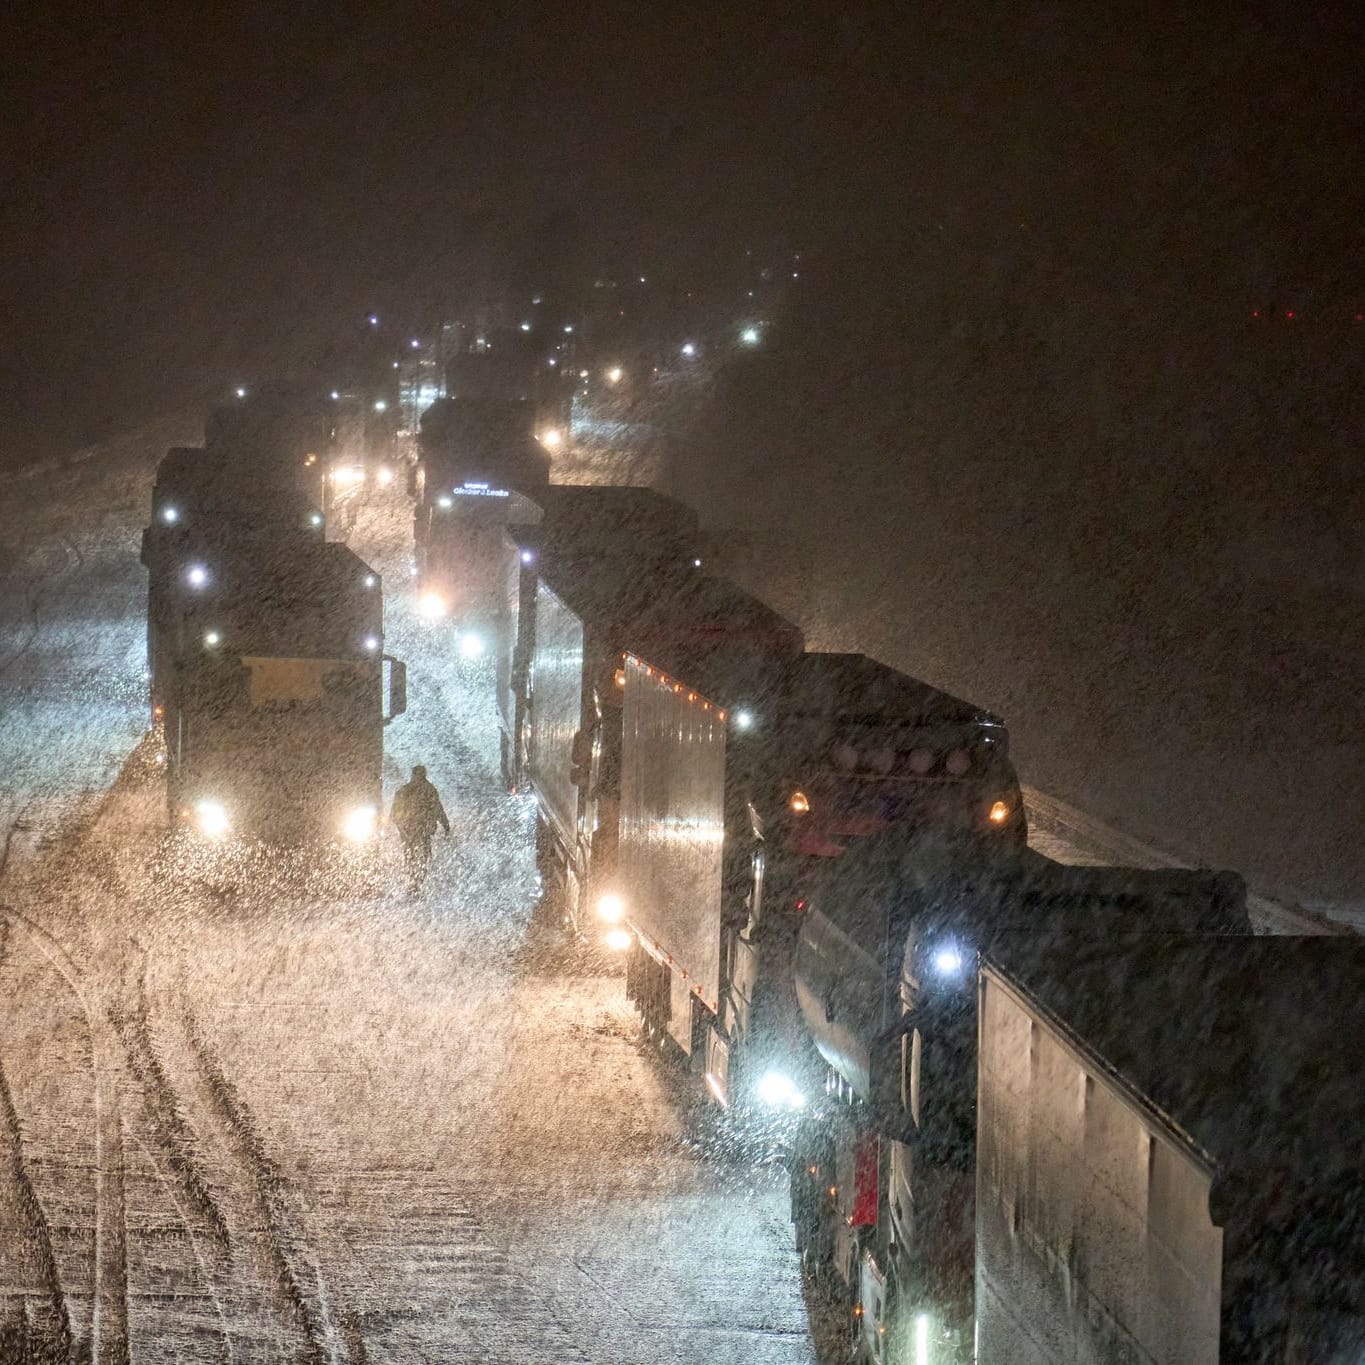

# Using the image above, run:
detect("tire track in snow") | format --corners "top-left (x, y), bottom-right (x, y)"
top-left (171, 995), bottom-right (341, 1364)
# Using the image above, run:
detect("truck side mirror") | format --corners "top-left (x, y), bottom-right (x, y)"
top-left (383, 655), bottom-right (407, 723)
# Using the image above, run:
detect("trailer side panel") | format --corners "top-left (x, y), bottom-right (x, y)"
top-left (975, 967), bottom-right (1223, 1365)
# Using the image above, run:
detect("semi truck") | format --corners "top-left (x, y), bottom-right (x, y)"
top-left (141, 439), bottom-right (406, 842)
top-left (495, 485), bottom-right (700, 791)
top-left (413, 398), bottom-right (549, 641)
top-left (977, 936), bottom-right (1365, 1365)
top-left (787, 832), bottom-right (1250, 1363)
top-left (613, 650), bottom-right (1028, 1117)
top-left (525, 565), bottom-right (802, 934)
top-left (152, 532), bottom-right (405, 842)
top-left (142, 444), bottom-right (327, 712)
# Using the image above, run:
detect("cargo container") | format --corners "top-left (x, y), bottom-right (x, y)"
top-left (977, 937), bottom-right (1365, 1365)
top-left (526, 565), bottom-right (797, 934)
top-left (495, 485), bottom-right (699, 790)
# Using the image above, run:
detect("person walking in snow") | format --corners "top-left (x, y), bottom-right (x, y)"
top-left (389, 764), bottom-right (450, 890)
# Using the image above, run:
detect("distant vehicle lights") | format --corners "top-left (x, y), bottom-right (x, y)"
top-left (538, 427), bottom-right (564, 451)
top-left (161, 506), bottom-right (178, 524)
top-left (186, 564), bottom-right (209, 588)
top-left (604, 928), bottom-right (633, 952)
top-left (681, 342), bottom-right (697, 357)
top-left (740, 326), bottom-right (761, 345)
top-left (373, 399), bottom-right (388, 412)
top-left (457, 631), bottom-right (485, 661)
top-left (309, 512), bottom-right (324, 527)
top-left (363, 636), bottom-right (379, 653)
top-left (520, 550), bottom-right (534, 565)
top-left (203, 630), bottom-right (222, 647)
top-left (732, 709), bottom-right (755, 732)
top-left (605, 366), bottom-right (624, 385)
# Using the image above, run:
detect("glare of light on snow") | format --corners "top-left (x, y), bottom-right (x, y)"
top-left (376, 466), bottom-right (394, 486)
top-left (332, 466), bottom-right (365, 487)
top-left (603, 928), bottom-right (633, 951)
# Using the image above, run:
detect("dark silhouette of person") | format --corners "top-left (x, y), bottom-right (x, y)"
top-left (389, 764), bottom-right (450, 888)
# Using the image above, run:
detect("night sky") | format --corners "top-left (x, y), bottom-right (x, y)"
top-left (4, 1), bottom-right (1362, 894)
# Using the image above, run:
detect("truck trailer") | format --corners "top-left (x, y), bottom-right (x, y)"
top-left (977, 937), bottom-right (1365, 1365)
top-left (495, 485), bottom-right (700, 791)
top-left (787, 832), bottom-right (1250, 1363)
top-left (614, 650), bottom-right (1028, 1118)
top-left (525, 564), bottom-right (802, 935)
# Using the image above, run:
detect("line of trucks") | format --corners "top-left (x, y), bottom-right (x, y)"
top-left (152, 352), bottom-right (1364, 1359)
top-left (410, 379), bottom-right (1365, 1362)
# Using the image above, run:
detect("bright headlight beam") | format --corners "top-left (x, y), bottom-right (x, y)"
top-left (596, 893), bottom-right (626, 924)
top-left (756, 1071), bottom-right (805, 1110)
top-left (417, 591), bottom-right (448, 620)
top-left (195, 800), bottom-right (230, 838)
top-left (932, 946), bottom-right (964, 977)
top-left (341, 805), bottom-right (378, 842)
top-left (604, 928), bottom-right (632, 952)
top-left (457, 631), bottom-right (485, 660)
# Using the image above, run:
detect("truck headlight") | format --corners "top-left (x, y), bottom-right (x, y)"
top-left (341, 805), bottom-right (378, 842)
top-left (456, 631), bottom-right (485, 660)
top-left (603, 928), bottom-right (633, 952)
top-left (596, 892), bottom-right (626, 924)
top-left (195, 800), bottom-right (230, 839)
top-left (418, 591), bottom-right (448, 619)
top-left (931, 945), bottom-right (965, 977)
top-left (756, 1070), bottom-right (805, 1110)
